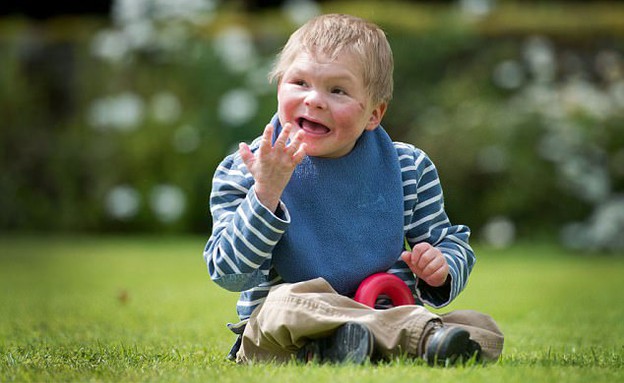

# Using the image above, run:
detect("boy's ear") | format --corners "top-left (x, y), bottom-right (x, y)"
top-left (365, 102), bottom-right (387, 131)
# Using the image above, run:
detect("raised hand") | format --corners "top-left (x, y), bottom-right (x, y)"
top-left (400, 242), bottom-right (449, 287)
top-left (239, 122), bottom-right (307, 212)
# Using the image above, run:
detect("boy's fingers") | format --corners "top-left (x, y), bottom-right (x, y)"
top-left (422, 255), bottom-right (444, 276)
top-left (400, 251), bottom-right (412, 263)
top-left (408, 243), bottom-right (429, 267)
top-left (292, 143), bottom-right (307, 164)
top-left (260, 124), bottom-right (274, 152)
top-left (416, 247), bottom-right (438, 270)
top-left (424, 267), bottom-right (447, 287)
top-left (239, 143), bottom-right (254, 168)
top-left (401, 251), bottom-right (423, 275)
top-left (287, 130), bottom-right (304, 153)
top-left (412, 242), bottom-right (431, 256)
top-left (275, 122), bottom-right (291, 148)
top-left (288, 129), bottom-right (303, 148)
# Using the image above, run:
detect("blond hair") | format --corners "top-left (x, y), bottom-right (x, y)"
top-left (269, 14), bottom-right (394, 105)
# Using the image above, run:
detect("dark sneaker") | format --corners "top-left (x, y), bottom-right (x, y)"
top-left (297, 322), bottom-right (374, 364)
top-left (424, 326), bottom-right (481, 366)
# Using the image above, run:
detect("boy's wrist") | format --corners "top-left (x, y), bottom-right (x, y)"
top-left (253, 183), bottom-right (282, 213)
top-left (249, 185), bottom-right (290, 224)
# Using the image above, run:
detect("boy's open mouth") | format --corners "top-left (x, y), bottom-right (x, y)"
top-left (297, 117), bottom-right (330, 135)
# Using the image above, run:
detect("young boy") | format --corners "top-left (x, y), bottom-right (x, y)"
top-left (204, 13), bottom-right (504, 365)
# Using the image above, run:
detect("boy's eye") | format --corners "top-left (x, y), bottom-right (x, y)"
top-left (331, 87), bottom-right (347, 95)
top-left (293, 80), bottom-right (307, 86)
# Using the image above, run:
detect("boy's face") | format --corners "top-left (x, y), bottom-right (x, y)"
top-left (277, 51), bottom-right (387, 158)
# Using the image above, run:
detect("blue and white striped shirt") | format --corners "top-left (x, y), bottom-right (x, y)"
top-left (204, 140), bottom-right (475, 324)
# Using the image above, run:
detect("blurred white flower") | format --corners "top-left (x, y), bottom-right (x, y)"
top-left (610, 80), bottom-right (624, 109)
top-left (588, 195), bottom-right (624, 250)
top-left (88, 92), bottom-right (145, 131)
top-left (523, 36), bottom-right (556, 83)
top-left (122, 20), bottom-right (157, 51)
top-left (562, 196), bottom-right (624, 251)
top-left (151, 91), bottom-right (182, 124)
top-left (459, 0), bottom-right (495, 18)
top-left (559, 155), bottom-right (610, 204)
top-left (481, 216), bottom-right (516, 249)
top-left (106, 185), bottom-right (141, 220)
top-left (561, 79), bottom-right (612, 120)
top-left (218, 89), bottom-right (258, 126)
top-left (113, 0), bottom-right (150, 26)
top-left (91, 29), bottom-right (130, 63)
top-left (282, 0), bottom-right (321, 25)
top-left (213, 26), bottom-right (257, 73)
top-left (153, 0), bottom-right (216, 23)
top-left (522, 84), bottom-right (561, 118)
top-left (107, 0), bottom-right (217, 58)
top-left (537, 131), bottom-right (566, 163)
top-left (150, 184), bottom-right (186, 223)
top-left (493, 59), bottom-right (525, 90)
top-left (536, 121), bottom-right (582, 162)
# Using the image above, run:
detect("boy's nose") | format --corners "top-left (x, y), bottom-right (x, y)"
top-left (304, 90), bottom-right (326, 109)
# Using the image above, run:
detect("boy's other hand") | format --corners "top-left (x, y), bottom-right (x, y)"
top-left (239, 122), bottom-right (307, 212)
top-left (401, 243), bottom-right (449, 287)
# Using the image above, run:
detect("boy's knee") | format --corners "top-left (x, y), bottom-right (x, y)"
top-left (441, 310), bottom-right (504, 361)
top-left (443, 310), bottom-right (502, 333)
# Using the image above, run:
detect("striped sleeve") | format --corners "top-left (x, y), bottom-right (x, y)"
top-left (203, 150), bottom-right (290, 292)
top-left (395, 143), bottom-right (476, 308)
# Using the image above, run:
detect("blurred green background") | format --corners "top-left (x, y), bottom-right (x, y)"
top-left (1, 0), bottom-right (623, 252)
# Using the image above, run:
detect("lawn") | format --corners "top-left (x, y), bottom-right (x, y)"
top-left (0, 235), bottom-right (622, 382)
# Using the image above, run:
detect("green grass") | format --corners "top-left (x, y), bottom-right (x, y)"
top-left (1, 235), bottom-right (623, 382)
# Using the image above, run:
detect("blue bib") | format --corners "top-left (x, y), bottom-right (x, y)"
top-left (270, 116), bottom-right (405, 295)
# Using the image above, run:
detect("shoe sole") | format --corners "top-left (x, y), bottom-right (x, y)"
top-left (426, 326), bottom-right (479, 366)
top-left (323, 322), bottom-right (373, 364)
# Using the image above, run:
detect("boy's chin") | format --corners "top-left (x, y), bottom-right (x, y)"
top-left (302, 145), bottom-right (327, 158)
top-left (305, 146), bottom-right (353, 159)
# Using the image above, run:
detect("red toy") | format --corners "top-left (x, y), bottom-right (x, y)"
top-left (354, 272), bottom-right (415, 308)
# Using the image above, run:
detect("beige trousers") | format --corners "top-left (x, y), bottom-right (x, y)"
top-left (237, 278), bottom-right (504, 363)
